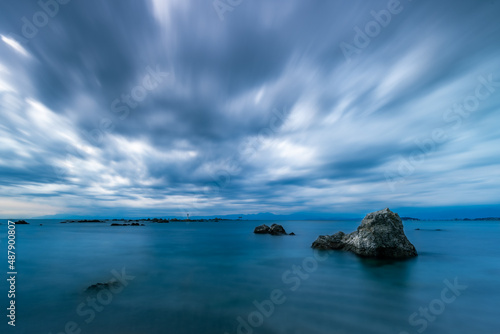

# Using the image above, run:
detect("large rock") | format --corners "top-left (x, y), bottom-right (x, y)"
top-left (254, 223), bottom-right (289, 235)
top-left (312, 208), bottom-right (417, 259)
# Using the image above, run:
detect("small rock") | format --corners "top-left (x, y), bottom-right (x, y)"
top-left (312, 231), bottom-right (346, 250)
top-left (269, 224), bottom-right (287, 235)
top-left (254, 224), bottom-right (271, 234)
top-left (254, 224), bottom-right (289, 235)
top-left (85, 281), bottom-right (121, 293)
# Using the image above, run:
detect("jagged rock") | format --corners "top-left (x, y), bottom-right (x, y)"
top-left (312, 208), bottom-right (417, 259)
top-left (15, 220), bottom-right (29, 225)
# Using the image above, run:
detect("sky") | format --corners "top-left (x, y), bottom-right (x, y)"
top-left (0, 0), bottom-right (499, 219)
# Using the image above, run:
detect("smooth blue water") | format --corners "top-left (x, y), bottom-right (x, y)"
top-left (1, 219), bottom-right (499, 334)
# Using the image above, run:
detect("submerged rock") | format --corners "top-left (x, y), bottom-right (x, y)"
top-left (312, 208), bottom-right (417, 259)
top-left (254, 223), bottom-right (289, 235)
top-left (415, 228), bottom-right (444, 232)
top-left (85, 281), bottom-right (121, 293)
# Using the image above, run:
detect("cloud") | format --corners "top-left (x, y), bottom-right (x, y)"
top-left (1, 34), bottom-right (29, 57)
top-left (0, 0), bottom-right (499, 218)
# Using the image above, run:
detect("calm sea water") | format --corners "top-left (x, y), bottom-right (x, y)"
top-left (1, 219), bottom-right (499, 334)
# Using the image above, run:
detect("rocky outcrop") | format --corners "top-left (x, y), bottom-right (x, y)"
top-left (14, 220), bottom-right (29, 225)
top-left (110, 223), bottom-right (145, 226)
top-left (152, 218), bottom-right (169, 223)
top-left (254, 223), bottom-right (290, 235)
top-left (312, 208), bottom-right (417, 259)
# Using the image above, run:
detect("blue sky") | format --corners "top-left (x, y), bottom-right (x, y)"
top-left (0, 0), bottom-right (499, 219)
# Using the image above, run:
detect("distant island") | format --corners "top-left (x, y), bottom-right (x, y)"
top-left (14, 220), bottom-right (30, 224)
top-left (59, 217), bottom-right (231, 224)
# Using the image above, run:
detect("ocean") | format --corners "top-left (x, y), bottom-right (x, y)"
top-left (1, 219), bottom-right (499, 334)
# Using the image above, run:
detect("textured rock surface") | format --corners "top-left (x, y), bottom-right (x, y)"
top-left (312, 208), bottom-right (417, 259)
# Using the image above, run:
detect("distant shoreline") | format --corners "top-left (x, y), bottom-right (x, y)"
top-left (3, 217), bottom-right (500, 223)
top-left (403, 217), bottom-right (500, 222)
